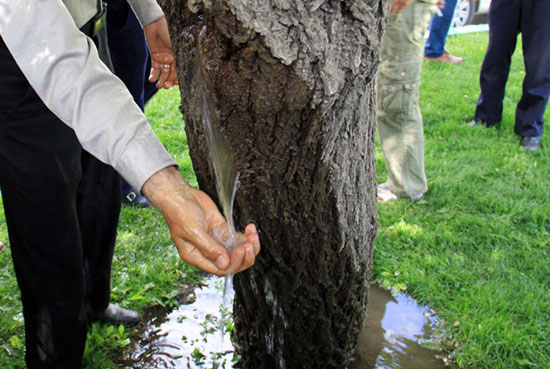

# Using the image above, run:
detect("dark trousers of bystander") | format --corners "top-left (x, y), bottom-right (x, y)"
top-left (475, 0), bottom-right (550, 137)
top-left (106, 0), bottom-right (157, 111)
top-left (106, 0), bottom-right (157, 197)
top-left (0, 37), bottom-right (120, 368)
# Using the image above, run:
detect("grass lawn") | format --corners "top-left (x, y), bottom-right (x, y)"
top-left (374, 32), bottom-right (550, 368)
top-left (1, 30), bottom-right (549, 368)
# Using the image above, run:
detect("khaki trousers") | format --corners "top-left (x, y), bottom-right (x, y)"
top-left (377, 1), bottom-right (434, 198)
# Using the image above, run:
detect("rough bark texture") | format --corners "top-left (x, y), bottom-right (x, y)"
top-left (158, 1), bottom-right (386, 367)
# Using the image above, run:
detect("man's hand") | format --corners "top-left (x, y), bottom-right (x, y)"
top-left (390, 0), bottom-right (412, 13)
top-left (142, 166), bottom-right (260, 276)
top-left (144, 17), bottom-right (178, 89)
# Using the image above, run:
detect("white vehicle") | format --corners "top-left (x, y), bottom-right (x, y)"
top-left (451, 0), bottom-right (491, 28)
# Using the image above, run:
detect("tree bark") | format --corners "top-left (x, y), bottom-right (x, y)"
top-left (158, 1), bottom-right (386, 367)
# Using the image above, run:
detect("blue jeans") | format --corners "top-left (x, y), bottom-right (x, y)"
top-left (424, 0), bottom-right (457, 58)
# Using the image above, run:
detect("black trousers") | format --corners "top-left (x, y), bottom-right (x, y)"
top-left (0, 38), bottom-right (121, 368)
top-left (106, 0), bottom-right (157, 111)
top-left (106, 0), bottom-right (158, 196)
top-left (474, 0), bottom-right (550, 137)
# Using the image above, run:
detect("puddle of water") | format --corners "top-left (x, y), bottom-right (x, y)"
top-left (125, 280), bottom-right (447, 369)
top-left (124, 276), bottom-right (236, 368)
top-left (350, 284), bottom-right (447, 369)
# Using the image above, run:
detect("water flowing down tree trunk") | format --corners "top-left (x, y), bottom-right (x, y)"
top-left (158, 1), bottom-right (386, 367)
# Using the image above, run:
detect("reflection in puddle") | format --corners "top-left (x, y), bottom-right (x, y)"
top-left (125, 277), bottom-right (236, 368)
top-left (125, 278), bottom-right (446, 369)
top-left (351, 284), bottom-right (447, 369)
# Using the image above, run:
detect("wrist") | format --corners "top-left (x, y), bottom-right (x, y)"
top-left (142, 166), bottom-right (192, 210)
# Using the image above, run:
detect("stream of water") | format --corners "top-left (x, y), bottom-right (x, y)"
top-left (196, 27), bottom-right (240, 367)
top-left (124, 26), bottom-right (448, 368)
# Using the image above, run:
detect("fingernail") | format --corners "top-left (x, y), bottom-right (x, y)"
top-left (215, 255), bottom-right (228, 269)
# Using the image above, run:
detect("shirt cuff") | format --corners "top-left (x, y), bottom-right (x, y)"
top-left (126, 0), bottom-right (165, 27)
top-left (115, 129), bottom-right (178, 192)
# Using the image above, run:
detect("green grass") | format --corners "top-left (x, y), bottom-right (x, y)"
top-left (374, 32), bottom-right (550, 368)
top-left (1, 31), bottom-right (549, 368)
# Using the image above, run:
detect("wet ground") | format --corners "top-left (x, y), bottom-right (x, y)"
top-left (122, 277), bottom-right (236, 368)
top-left (123, 277), bottom-right (447, 369)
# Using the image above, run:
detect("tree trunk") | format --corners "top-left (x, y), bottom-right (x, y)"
top-left (158, 1), bottom-right (385, 367)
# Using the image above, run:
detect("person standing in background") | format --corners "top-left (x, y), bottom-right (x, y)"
top-left (376, 0), bottom-right (438, 202)
top-left (469, 0), bottom-right (550, 152)
top-left (106, 0), bottom-right (163, 207)
top-left (424, 0), bottom-right (464, 64)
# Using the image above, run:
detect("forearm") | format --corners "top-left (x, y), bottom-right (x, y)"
top-left (0, 0), bottom-right (176, 191)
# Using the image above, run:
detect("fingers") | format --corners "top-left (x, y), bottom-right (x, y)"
top-left (174, 218), bottom-right (260, 276)
top-left (176, 239), bottom-right (229, 276)
top-left (176, 237), bottom-right (254, 277)
top-left (245, 224), bottom-right (260, 255)
top-left (222, 240), bottom-right (255, 275)
top-left (239, 240), bottom-right (259, 272)
top-left (185, 227), bottom-right (231, 270)
top-left (224, 224), bottom-right (261, 275)
top-left (175, 223), bottom-right (260, 276)
top-left (167, 66), bottom-right (178, 87)
top-left (149, 53), bottom-right (178, 89)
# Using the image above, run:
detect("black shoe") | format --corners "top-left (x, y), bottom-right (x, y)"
top-left (520, 136), bottom-right (541, 151)
top-left (122, 190), bottom-right (151, 208)
top-left (93, 304), bottom-right (140, 327)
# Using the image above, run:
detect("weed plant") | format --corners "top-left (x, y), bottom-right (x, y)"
top-left (1, 31), bottom-right (549, 368)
